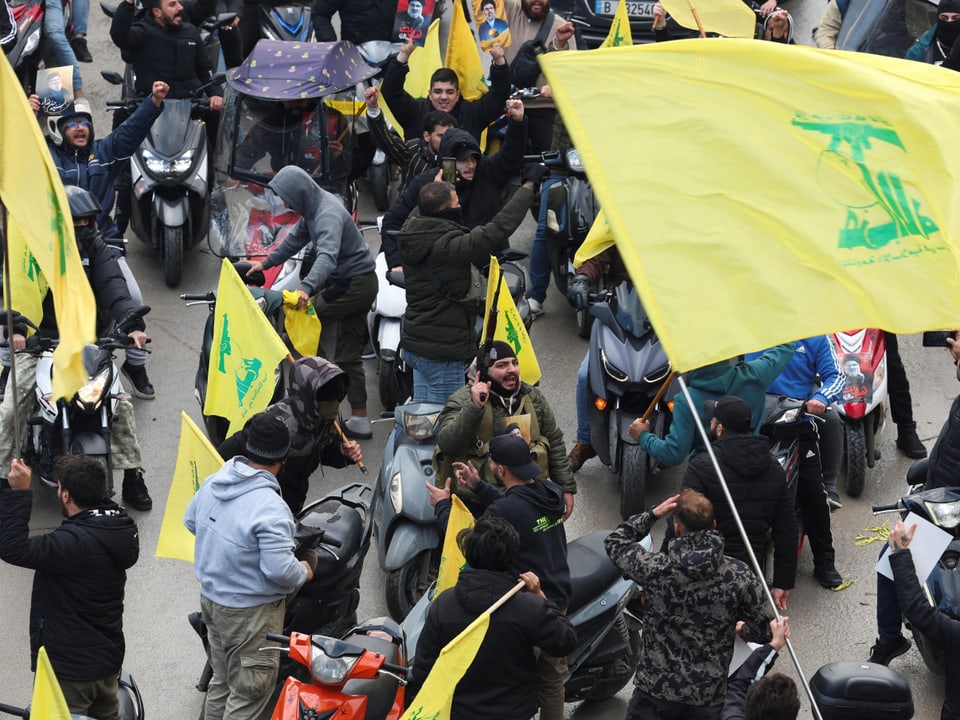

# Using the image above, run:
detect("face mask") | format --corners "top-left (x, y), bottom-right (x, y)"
top-left (438, 207), bottom-right (463, 225)
top-left (316, 399), bottom-right (340, 420)
top-left (74, 224), bottom-right (98, 245)
top-left (938, 19), bottom-right (960, 49)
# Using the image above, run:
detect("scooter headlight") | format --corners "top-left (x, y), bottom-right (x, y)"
top-left (309, 645), bottom-right (358, 685)
top-left (403, 410), bottom-right (440, 441)
top-left (924, 499), bottom-right (960, 529)
top-left (564, 147), bottom-right (584, 173)
top-left (600, 349), bottom-right (628, 383)
top-left (75, 367), bottom-right (110, 410)
top-left (389, 471), bottom-right (403, 513)
top-left (142, 148), bottom-right (195, 178)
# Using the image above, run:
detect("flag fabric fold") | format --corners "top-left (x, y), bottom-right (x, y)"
top-left (481, 256), bottom-right (542, 384)
top-left (281, 289), bottom-right (322, 357)
top-left (446, 0), bottom-right (488, 101)
top-left (0, 54), bottom-right (97, 401)
top-left (598, 0), bottom-right (633, 48)
top-left (434, 495), bottom-right (475, 596)
top-left (541, 41), bottom-right (960, 371)
top-left (203, 258), bottom-right (290, 435)
top-left (659, 0), bottom-right (756, 37)
top-left (574, 209), bottom-right (614, 267)
top-left (31, 646), bottom-right (72, 720)
top-left (156, 412), bottom-right (224, 562)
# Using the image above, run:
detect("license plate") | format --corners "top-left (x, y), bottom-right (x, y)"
top-left (594, 0), bottom-right (653, 17)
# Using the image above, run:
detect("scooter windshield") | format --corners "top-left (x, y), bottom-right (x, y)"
top-left (614, 283), bottom-right (650, 339)
top-left (149, 99), bottom-right (194, 158)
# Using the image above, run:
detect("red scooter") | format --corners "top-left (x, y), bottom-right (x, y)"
top-left (264, 618), bottom-right (409, 720)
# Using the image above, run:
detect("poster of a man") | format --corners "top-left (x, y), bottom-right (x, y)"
top-left (476, 0), bottom-right (511, 49)
top-left (394, 0), bottom-right (434, 45)
top-left (841, 353), bottom-right (872, 402)
top-left (36, 66), bottom-right (74, 115)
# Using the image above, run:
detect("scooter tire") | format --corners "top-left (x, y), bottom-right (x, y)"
top-left (163, 224), bottom-right (184, 287)
top-left (619, 445), bottom-right (648, 520)
top-left (844, 421), bottom-right (867, 497)
top-left (575, 306), bottom-right (593, 339)
top-left (385, 549), bottom-right (438, 621)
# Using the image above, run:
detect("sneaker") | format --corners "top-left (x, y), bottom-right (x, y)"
top-left (121, 362), bottom-right (156, 400)
top-left (528, 298), bottom-right (544, 318)
top-left (568, 441), bottom-right (597, 472)
top-left (342, 415), bottom-right (373, 440)
top-left (868, 635), bottom-right (911, 665)
top-left (122, 468), bottom-right (153, 511)
top-left (896, 424), bottom-right (927, 459)
top-left (827, 493), bottom-right (843, 511)
top-left (71, 35), bottom-right (93, 62)
top-left (814, 562), bottom-right (843, 589)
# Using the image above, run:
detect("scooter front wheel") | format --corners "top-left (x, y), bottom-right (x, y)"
top-left (163, 224), bottom-right (184, 287)
top-left (385, 548), bottom-right (438, 621)
top-left (843, 421), bottom-right (867, 497)
top-left (619, 445), bottom-right (649, 520)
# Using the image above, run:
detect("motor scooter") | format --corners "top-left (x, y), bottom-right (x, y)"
top-left (585, 284), bottom-right (678, 519)
top-left (259, 3), bottom-right (313, 41)
top-left (262, 617), bottom-right (408, 720)
top-left (7, 0), bottom-right (72, 93)
top-left (831, 329), bottom-right (888, 497)
top-left (0, 670), bottom-right (144, 720)
top-left (367, 253), bottom-right (412, 412)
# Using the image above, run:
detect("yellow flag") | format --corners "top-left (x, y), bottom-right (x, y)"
top-left (400, 611), bottom-right (490, 720)
top-left (541, 41), bottom-right (960, 372)
top-left (156, 412), bottom-right (224, 562)
top-left (31, 647), bottom-right (71, 720)
top-left (574, 209), bottom-right (614, 267)
top-left (404, 20), bottom-right (443, 104)
top-left (435, 495), bottom-right (475, 596)
top-left (598, 0), bottom-right (633, 48)
top-left (446, 0), bottom-right (488, 102)
top-left (481, 256), bottom-right (542, 384)
top-left (281, 290), bottom-right (322, 357)
top-left (204, 258), bottom-right (290, 435)
top-left (660, 0), bottom-right (756, 37)
top-left (5, 223), bottom-right (50, 335)
top-left (0, 54), bottom-right (97, 401)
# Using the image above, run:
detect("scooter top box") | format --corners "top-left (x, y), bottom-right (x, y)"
top-left (811, 661), bottom-right (914, 720)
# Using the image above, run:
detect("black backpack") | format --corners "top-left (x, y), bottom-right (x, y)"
top-left (509, 10), bottom-right (555, 88)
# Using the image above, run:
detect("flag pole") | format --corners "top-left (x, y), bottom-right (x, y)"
top-left (0, 201), bottom-right (22, 459)
top-left (677, 375), bottom-right (825, 720)
top-left (640, 370), bottom-right (675, 423)
top-left (484, 579), bottom-right (526, 614)
top-left (685, 0), bottom-right (707, 36)
top-left (333, 419), bottom-right (369, 475)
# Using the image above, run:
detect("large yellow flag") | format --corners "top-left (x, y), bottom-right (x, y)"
top-left (434, 495), bottom-right (474, 596)
top-left (660, 0), bottom-right (756, 37)
top-left (598, 0), bottom-right (633, 48)
top-left (481, 256), bottom-right (542, 384)
top-left (0, 55), bottom-right (97, 400)
top-left (204, 258), bottom-right (290, 435)
top-left (31, 647), bottom-right (71, 720)
top-left (446, 0), bottom-right (488, 102)
top-left (5, 224), bottom-right (49, 334)
top-left (541, 41), bottom-right (960, 371)
top-left (156, 412), bottom-right (224, 562)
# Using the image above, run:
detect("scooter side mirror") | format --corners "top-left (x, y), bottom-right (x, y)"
top-left (101, 70), bottom-right (124, 86)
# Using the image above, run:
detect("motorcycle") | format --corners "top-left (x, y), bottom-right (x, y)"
top-left (831, 329), bottom-right (888, 497)
top-left (0, 670), bottom-right (144, 719)
top-left (262, 617), bottom-right (408, 720)
top-left (873, 474), bottom-right (960, 675)
top-left (190, 483), bottom-right (375, 704)
top-left (259, 3), bottom-right (313, 42)
top-left (7, 0), bottom-right (72, 93)
top-left (402, 531), bottom-right (652, 703)
top-left (12, 307), bottom-right (149, 494)
top-left (367, 252), bottom-right (413, 412)
top-left (585, 284), bottom-right (678, 519)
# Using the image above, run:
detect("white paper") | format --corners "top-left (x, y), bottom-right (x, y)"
top-left (876, 512), bottom-right (952, 581)
top-left (728, 635), bottom-right (761, 675)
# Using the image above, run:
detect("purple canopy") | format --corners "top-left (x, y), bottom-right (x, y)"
top-left (227, 40), bottom-right (379, 100)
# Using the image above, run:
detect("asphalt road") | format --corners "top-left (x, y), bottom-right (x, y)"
top-left (0, 1), bottom-right (952, 718)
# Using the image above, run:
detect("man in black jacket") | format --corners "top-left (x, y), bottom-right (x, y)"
top-left (0, 455), bottom-right (139, 720)
top-left (311, 0), bottom-right (395, 44)
top-left (668, 395), bottom-right (798, 611)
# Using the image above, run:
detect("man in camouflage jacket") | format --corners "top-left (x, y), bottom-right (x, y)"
top-left (605, 489), bottom-right (773, 719)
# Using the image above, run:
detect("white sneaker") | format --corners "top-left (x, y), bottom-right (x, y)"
top-left (528, 298), bottom-right (544, 317)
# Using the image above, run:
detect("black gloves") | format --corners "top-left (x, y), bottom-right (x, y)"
top-left (522, 162), bottom-right (549, 188)
top-left (567, 274), bottom-right (591, 310)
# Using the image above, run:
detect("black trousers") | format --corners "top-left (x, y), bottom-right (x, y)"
top-left (626, 687), bottom-right (722, 720)
top-left (796, 424), bottom-right (835, 567)
top-left (885, 332), bottom-right (915, 426)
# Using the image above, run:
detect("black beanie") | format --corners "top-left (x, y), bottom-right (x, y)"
top-left (940, 0), bottom-right (960, 13)
top-left (244, 414), bottom-right (290, 461)
top-left (477, 340), bottom-right (517, 365)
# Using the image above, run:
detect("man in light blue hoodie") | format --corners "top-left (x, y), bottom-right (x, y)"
top-left (184, 413), bottom-right (315, 720)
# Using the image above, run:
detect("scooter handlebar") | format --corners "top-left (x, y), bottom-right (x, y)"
top-left (266, 633), bottom-right (290, 644)
top-left (872, 502), bottom-right (900, 514)
top-left (381, 662), bottom-right (410, 677)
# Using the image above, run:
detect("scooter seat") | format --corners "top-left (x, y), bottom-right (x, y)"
top-left (566, 530), bottom-right (622, 614)
top-left (341, 632), bottom-right (403, 719)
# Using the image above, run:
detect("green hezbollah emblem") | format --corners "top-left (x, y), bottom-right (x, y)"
top-left (215, 314), bottom-right (265, 407)
top-left (792, 114), bottom-right (939, 250)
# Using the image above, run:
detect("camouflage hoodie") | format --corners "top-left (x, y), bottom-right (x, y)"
top-left (264, 356), bottom-right (347, 457)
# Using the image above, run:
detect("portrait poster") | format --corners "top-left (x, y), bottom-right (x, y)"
top-left (473, 0), bottom-right (512, 49)
top-left (35, 65), bottom-right (74, 116)
top-left (394, 0), bottom-right (436, 46)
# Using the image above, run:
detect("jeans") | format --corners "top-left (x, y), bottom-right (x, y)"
top-left (576, 351), bottom-right (590, 444)
top-left (43, 0), bottom-right (82, 91)
top-left (115, 255), bottom-right (147, 368)
top-left (403, 349), bottom-right (467, 405)
top-left (527, 175), bottom-right (562, 304)
top-left (72, 0), bottom-right (88, 35)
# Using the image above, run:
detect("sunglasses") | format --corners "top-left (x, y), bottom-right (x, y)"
top-left (62, 118), bottom-right (92, 131)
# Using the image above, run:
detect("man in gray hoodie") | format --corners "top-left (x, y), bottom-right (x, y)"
top-left (184, 413), bottom-right (315, 720)
top-left (247, 166), bottom-right (378, 439)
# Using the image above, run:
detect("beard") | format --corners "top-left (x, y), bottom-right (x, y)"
top-left (521, 0), bottom-right (549, 21)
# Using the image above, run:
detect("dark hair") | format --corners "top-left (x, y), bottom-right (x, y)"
top-left (418, 181), bottom-right (456, 217)
top-left (458, 516), bottom-right (519, 571)
top-left (55, 455), bottom-right (107, 508)
top-left (481, 0), bottom-right (496, 8)
top-left (423, 110), bottom-right (458, 134)
top-left (843, 354), bottom-right (860, 365)
top-left (674, 488), bottom-right (714, 533)
top-left (430, 68), bottom-right (460, 90)
top-left (745, 673), bottom-right (800, 720)
top-left (142, 0), bottom-right (161, 13)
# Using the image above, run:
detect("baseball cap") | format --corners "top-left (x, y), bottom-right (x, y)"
top-left (489, 434), bottom-right (542, 480)
top-left (703, 395), bottom-right (753, 434)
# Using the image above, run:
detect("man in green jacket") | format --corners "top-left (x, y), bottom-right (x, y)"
top-left (398, 173), bottom-right (540, 404)
top-left (434, 341), bottom-right (576, 520)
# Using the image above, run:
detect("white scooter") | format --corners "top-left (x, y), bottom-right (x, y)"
top-left (367, 252), bottom-right (412, 411)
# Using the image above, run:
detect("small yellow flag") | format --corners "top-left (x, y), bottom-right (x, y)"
top-left (446, 0), bottom-right (488, 102)
top-left (281, 290), bottom-right (322, 357)
top-left (574, 209), bottom-right (614, 267)
top-left (598, 0), bottom-right (633, 48)
top-left (5, 223), bottom-right (50, 336)
top-left (31, 647), bottom-right (71, 720)
top-left (203, 258), bottom-right (290, 436)
top-left (435, 495), bottom-right (475, 596)
top-left (157, 412), bottom-right (224, 562)
top-left (481, 256), bottom-right (542, 385)
top-left (659, 0), bottom-right (756, 37)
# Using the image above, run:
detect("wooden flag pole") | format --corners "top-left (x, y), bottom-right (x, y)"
top-left (686, 0), bottom-right (707, 36)
top-left (640, 370), bottom-right (676, 423)
top-left (333, 420), bottom-right (369, 475)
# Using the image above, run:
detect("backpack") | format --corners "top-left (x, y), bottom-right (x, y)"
top-left (509, 11), bottom-right (555, 88)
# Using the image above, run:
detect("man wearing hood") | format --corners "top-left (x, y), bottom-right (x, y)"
top-left (907, 0), bottom-right (960, 64)
top-left (0, 456), bottom-right (140, 720)
top-left (218, 357), bottom-right (363, 513)
top-left (246, 166), bottom-right (378, 439)
top-left (427, 432), bottom-right (572, 720)
top-left (407, 515), bottom-right (576, 720)
top-left (667, 396), bottom-right (798, 611)
top-left (629, 342), bottom-right (796, 468)
top-left (185, 413), bottom-right (315, 720)
top-left (380, 98), bottom-right (533, 269)
top-left (606, 489), bottom-right (773, 719)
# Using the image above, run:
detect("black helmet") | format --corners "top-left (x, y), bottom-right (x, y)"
top-left (65, 185), bottom-right (102, 223)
